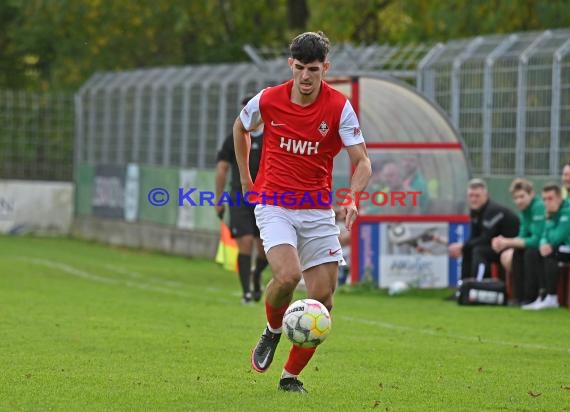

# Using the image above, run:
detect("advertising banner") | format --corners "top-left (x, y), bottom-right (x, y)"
top-left (354, 220), bottom-right (470, 288)
top-left (92, 165), bottom-right (126, 219)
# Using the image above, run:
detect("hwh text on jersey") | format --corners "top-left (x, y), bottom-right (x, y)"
top-left (280, 137), bottom-right (319, 155)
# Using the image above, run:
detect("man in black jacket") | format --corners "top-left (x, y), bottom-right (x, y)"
top-left (448, 178), bottom-right (520, 281)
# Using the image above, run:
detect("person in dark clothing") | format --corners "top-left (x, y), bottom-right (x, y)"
top-left (522, 183), bottom-right (570, 310)
top-left (491, 178), bottom-right (545, 305)
top-left (214, 96), bottom-right (268, 304)
top-left (448, 178), bottom-right (520, 281)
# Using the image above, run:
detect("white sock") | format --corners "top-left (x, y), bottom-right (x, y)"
top-left (267, 323), bottom-right (282, 334)
top-left (281, 369), bottom-right (298, 379)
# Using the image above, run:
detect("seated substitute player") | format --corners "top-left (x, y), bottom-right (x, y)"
top-left (215, 96), bottom-right (268, 304)
top-left (522, 183), bottom-right (570, 310)
top-left (448, 178), bottom-right (519, 282)
top-left (233, 31), bottom-right (371, 393)
top-left (491, 178), bottom-right (545, 306)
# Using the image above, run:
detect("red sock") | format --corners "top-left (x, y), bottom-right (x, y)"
top-left (265, 301), bottom-right (289, 330)
top-left (284, 346), bottom-right (317, 376)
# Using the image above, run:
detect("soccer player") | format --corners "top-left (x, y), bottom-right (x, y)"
top-left (491, 178), bottom-right (545, 305)
top-left (232, 31), bottom-right (371, 393)
top-left (215, 96), bottom-right (268, 304)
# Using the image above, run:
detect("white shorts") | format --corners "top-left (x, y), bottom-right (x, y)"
top-left (254, 204), bottom-right (346, 272)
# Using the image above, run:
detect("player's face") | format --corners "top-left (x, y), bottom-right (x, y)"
top-left (562, 165), bottom-right (570, 189)
top-left (288, 58), bottom-right (329, 98)
top-left (467, 187), bottom-right (488, 211)
top-left (512, 190), bottom-right (532, 210)
top-left (542, 190), bottom-right (563, 214)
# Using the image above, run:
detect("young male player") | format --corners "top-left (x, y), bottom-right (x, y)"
top-left (233, 31), bottom-right (372, 393)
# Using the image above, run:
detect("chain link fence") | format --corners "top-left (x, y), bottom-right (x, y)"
top-left (2, 30), bottom-right (569, 182)
top-left (0, 90), bottom-right (74, 181)
top-left (417, 29), bottom-right (570, 177)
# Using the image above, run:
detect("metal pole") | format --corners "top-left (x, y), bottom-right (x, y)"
top-left (74, 73), bottom-right (104, 181)
top-left (515, 30), bottom-right (552, 176)
top-left (180, 66), bottom-right (212, 168)
top-left (550, 38), bottom-right (570, 175)
top-left (147, 68), bottom-right (178, 165)
top-left (416, 43), bottom-right (445, 97)
top-left (197, 65), bottom-right (236, 169)
top-left (116, 70), bottom-right (148, 165)
top-left (451, 37), bottom-right (484, 128)
top-left (483, 35), bottom-right (518, 176)
top-left (162, 68), bottom-right (193, 167)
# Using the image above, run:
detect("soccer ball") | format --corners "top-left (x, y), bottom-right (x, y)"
top-left (282, 299), bottom-right (332, 348)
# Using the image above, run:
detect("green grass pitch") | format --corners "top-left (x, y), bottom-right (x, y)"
top-left (1, 235), bottom-right (569, 411)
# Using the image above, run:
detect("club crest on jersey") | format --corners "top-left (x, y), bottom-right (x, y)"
top-left (318, 121), bottom-right (329, 136)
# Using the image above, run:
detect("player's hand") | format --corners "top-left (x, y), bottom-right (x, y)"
top-left (448, 242), bottom-right (463, 258)
top-left (491, 236), bottom-right (504, 252)
top-left (539, 244), bottom-right (553, 257)
top-left (344, 204), bottom-right (358, 231)
top-left (241, 180), bottom-right (254, 204)
top-left (215, 204), bottom-right (225, 220)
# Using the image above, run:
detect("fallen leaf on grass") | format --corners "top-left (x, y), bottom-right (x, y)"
top-left (528, 391), bottom-right (542, 398)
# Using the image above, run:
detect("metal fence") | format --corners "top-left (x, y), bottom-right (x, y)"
top-left (0, 90), bottom-right (74, 181)
top-left (417, 29), bottom-right (570, 177)
top-left (2, 30), bottom-right (570, 182)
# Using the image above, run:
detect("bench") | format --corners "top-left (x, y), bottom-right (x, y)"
top-left (493, 262), bottom-right (570, 308)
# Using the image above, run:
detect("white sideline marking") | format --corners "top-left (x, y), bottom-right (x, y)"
top-left (340, 315), bottom-right (570, 354)
top-left (20, 257), bottom-right (232, 304)
top-left (101, 263), bottom-right (184, 288)
top-left (18, 256), bottom-right (568, 352)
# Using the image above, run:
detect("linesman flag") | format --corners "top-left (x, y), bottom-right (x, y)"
top-left (215, 221), bottom-right (238, 273)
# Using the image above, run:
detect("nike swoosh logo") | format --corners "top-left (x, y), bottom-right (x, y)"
top-left (257, 351), bottom-right (271, 369)
top-left (329, 248), bottom-right (342, 256)
top-left (271, 121), bottom-right (286, 127)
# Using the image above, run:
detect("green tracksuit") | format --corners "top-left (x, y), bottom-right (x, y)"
top-left (540, 201), bottom-right (570, 247)
top-left (518, 196), bottom-right (545, 248)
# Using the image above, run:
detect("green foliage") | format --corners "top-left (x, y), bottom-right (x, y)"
top-left (1, 235), bottom-right (570, 410)
top-left (0, 0), bottom-right (569, 91)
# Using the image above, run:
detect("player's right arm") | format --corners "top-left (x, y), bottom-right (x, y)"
top-left (214, 160), bottom-right (230, 219)
top-left (233, 92), bottom-right (264, 194)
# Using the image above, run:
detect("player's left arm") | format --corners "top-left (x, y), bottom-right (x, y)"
top-left (345, 143), bottom-right (372, 230)
top-left (339, 99), bottom-right (371, 230)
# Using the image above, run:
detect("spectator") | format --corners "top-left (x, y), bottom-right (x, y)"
top-left (522, 183), bottom-right (570, 310)
top-left (448, 178), bottom-right (519, 282)
top-left (491, 178), bottom-right (545, 305)
top-left (365, 160), bottom-right (418, 215)
top-left (215, 96), bottom-right (268, 304)
top-left (401, 154), bottom-right (430, 213)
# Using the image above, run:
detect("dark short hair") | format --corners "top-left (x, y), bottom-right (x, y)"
top-left (509, 178), bottom-right (534, 195)
top-left (289, 31), bottom-right (330, 64)
top-left (542, 182), bottom-right (561, 196)
top-left (241, 95), bottom-right (254, 106)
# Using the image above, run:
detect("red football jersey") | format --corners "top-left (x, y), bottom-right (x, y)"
top-left (239, 79), bottom-right (364, 209)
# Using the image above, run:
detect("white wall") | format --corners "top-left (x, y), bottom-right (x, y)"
top-left (0, 180), bottom-right (74, 234)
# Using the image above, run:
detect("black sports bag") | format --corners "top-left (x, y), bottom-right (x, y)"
top-left (457, 279), bottom-right (507, 306)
